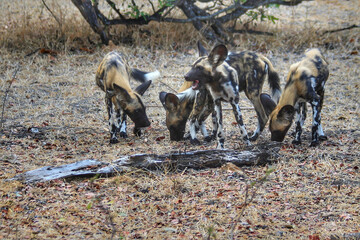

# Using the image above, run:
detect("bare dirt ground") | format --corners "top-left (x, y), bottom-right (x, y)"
top-left (0, 0), bottom-right (359, 239)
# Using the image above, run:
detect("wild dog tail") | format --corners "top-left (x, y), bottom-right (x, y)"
top-left (262, 56), bottom-right (281, 103)
top-left (131, 68), bottom-right (160, 83)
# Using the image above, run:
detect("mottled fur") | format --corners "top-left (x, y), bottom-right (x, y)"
top-left (96, 51), bottom-right (160, 143)
top-left (159, 81), bottom-right (214, 143)
top-left (267, 48), bottom-right (329, 146)
top-left (184, 43), bottom-right (281, 149)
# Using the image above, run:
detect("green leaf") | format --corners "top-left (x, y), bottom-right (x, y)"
top-left (86, 202), bottom-right (92, 210)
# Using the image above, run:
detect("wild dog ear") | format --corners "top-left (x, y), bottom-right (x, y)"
top-left (208, 44), bottom-right (228, 67)
top-left (159, 91), bottom-right (168, 108)
top-left (134, 80), bottom-right (152, 96)
top-left (113, 83), bottom-right (132, 102)
top-left (260, 93), bottom-right (277, 116)
top-left (106, 89), bottom-right (116, 98)
top-left (163, 93), bottom-right (180, 111)
top-left (277, 105), bottom-right (295, 122)
top-left (197, 41), bottom-right (208, 57)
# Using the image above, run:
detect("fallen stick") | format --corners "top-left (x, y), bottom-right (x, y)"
top-left (10, 143), bottom-right (281, 183)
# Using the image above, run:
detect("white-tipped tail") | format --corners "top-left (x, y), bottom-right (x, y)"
top-left (145, 70), bottom-right (160, 81)
top-left (131, 68), bottom-right (161, 82)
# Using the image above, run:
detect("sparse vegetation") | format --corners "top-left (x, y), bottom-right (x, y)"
top-left (0, 0), bottom-right (359, 239)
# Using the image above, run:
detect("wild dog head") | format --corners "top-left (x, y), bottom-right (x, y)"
top-left (159, 88), bottom-right (195, 141)
top-left (184, 44), bottom-right (229, 89)
top-left (268, 103), bottom-right (295, 142)
top-left (108, 80), bottom-right (152, 129)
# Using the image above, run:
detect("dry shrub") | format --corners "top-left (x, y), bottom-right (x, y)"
top-left (1, 0), bottom-right (358, 53)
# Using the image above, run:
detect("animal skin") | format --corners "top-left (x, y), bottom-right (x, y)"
top-left (265, 48), bottom-right (329, 147)
top-left (184, 43), bottom-right (281, 149)
top-left (96, 51), bottom-right (160, 143)
top-left (159, 81), bottom-right (214, 144)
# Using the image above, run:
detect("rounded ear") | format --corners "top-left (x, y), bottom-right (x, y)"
top-left (208, 44), bottom-right (228, 67)
top-left (260, 93), bottom-right (277, 116)
top-left (164, 93), bottom-right (180, 111)
top-left (197, 41), bottom-right (208, 57)
top-left (113, 83), bottom-right (131, 101)
top-left (278, 105), bottom-right (295, 122)
top-left (135, 80), bottom-right (152, 96)
top-left (159, 91), bottom-right (168, 108)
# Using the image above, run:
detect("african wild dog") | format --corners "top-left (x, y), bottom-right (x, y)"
top-left (96, 51), bottom-right (160, 143)
top-left (159, 81), bottom-right (214, 144)
top-left (184, 43), bottom-right (281, 149)
top-left (264, 48), bottom-right (329, 146)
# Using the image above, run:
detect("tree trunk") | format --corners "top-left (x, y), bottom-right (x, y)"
top-left (70, 0), bottom-right (109, 44)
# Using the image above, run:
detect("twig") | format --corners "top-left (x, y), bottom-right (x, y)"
top-left (322, 24), bottom-right (359, 35)
top-left (1, 64), bottom-right (20, 130)
top-left (228, 169), bottom-right (273, 239)
top-left (41, 0), bottom-right (62, 29)
top-left (105, 0), bottom-right (126, 20)
top-left (157, 80), bottom-right (177, 92)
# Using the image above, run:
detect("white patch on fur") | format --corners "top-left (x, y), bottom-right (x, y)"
top-left (189, 121), bottom-right (197, 140)
top-left (317, 124), bottom-right (324, 136)
top-left (177, 87), bottom-right (197, 102)
top-left (234, 104), bottom-right (249, 142)
top-left (144, 70), bottom-right (160, 81)
top-left (254, 70), bottom-right (257, 78)
top-left (200, 122), bottom-right (209, 138)
top-left (252, 124), bottom-right (261, 138)
top-left (310, 77), bottom-right (316, 89)
top-left (120, 120), bottom-right (126, 133)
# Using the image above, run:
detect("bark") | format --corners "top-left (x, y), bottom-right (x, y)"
top-left (9, 143), bottom-right (281, 184)
top-left (70, 0), bottom-right (109, 44)
top-left (69, 0), bottom-right (311, 43)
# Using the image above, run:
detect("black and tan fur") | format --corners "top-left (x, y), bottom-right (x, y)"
top-left (184, 43), bottom-right (281, 149)
top-left (159, 81), bottom-right (214, 143)
top-left (265, 48), bottom-right (329, 146)
top-left (96, 51), bottom-right (160, 143)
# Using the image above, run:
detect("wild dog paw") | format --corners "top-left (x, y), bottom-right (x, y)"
top-left (319, 135), bottom-right (327, 141)
top-left (120, 132), bottom-right (128, 138)
top-left (292, 139), bottom-right (301, 145)
top-left (133, 128), bottom-right (142, 137)
top-left (190, 138), bottom-right (201, 145)
top-left (310, 140), bottom-right (320, 147)
top-left (183, 132), bottom-right (191, 140)
top-left (243, 136), bottom-right (251, 146)
top-left (204, 136), bottom-right (212, 142)
top-left (110, 138), bottom-right (119, 144)
top-left (249, 134), bottom-right (258, 142)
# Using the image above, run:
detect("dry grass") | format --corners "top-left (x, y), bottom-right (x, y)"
top-left (1, 0), bottom-right (359, 239)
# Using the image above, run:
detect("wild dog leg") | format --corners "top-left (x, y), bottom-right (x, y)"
top-left (310, 96), bottom-right (322, 147)
top-left (248, 96), bottom-right (267, 141)
top-left (211, 111), bottom-right (217, 140)
top-left (198, 100), bottom-right (214, 142)
top-left (317, 89), bottom-right (327, 141)
top-left (119, 112), bottom-right (128, 138)
top-left (214, 99), bottom-right (225, 149)
top-left (292, 101), bottom-right (307, 145)
top-left (189, 89), bottom-right (208, 145)
top-left (231, 101), bottom-right (251, 146)
top-left (106, 97), bottom-right (120, 144)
